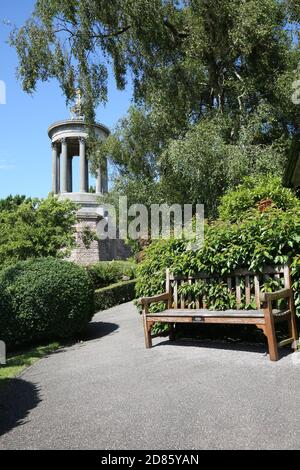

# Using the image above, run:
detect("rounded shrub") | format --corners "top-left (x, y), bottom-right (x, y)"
top-left (0, 257), bottom-right (94, 349)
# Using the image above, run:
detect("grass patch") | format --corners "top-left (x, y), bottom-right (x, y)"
top-left (0, 342), bottom-right (61, 384)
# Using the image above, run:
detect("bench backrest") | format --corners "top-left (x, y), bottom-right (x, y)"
top-left (166, 265), bottom-right (291, 310)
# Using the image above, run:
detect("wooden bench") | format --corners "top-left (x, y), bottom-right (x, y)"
top-left (139, 265), bottom-right (298, 361)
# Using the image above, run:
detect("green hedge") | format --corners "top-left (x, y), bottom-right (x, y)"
top-left (87, 260), bottom-right (136, 289)
top-left (95, 280), bottom-right (136, 312)
top-left (0, 258), bottom-right (94, 349)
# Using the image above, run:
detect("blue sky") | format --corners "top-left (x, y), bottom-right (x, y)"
top-left (0, 0), bottom-right (133, 198)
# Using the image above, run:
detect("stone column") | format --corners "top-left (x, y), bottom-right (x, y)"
top-left (96, 166), bottom-right (102, 194)
top-left (51, 142), bottom-right (58, 194)
top-left (57, 154), bottom-right (60, 193)
top-left (96, 158), bottom-right (108, 194)
top-left (67, 157), bottom-right (73, 193)
top-left (85, 158), bottom-right (89, 192)
top-left (103, 157), bottom-right (108, 194)
top-left (61, 138), bottom-right (68, 193)
top-left (79, 137), bottom-right (87, 192)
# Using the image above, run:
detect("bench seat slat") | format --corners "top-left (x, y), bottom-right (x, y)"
top-left (147, 309), bottom-right (265, 318)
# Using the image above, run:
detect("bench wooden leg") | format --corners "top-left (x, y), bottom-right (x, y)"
top-left (143, 313), bottom-right (152, 349)
top-left (263, 300), bottom-right (279, 361)
top-left (265, 317), bottom-right (279, 361)
top-left (169, 323), bottom-right (175, 341)
top-left (288, 295), bottom-right (299, 352)
top-left (289, 312), bottom-right (298, 352)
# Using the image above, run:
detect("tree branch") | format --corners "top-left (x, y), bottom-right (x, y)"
top-left (163, 19), bottom-right (189, 39)
top-left (91, 25), bottom-right (131, 39)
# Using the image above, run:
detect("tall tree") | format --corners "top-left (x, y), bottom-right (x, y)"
top-left (11, 1), bottom-right (300, 123)
top-left (0, 195), bottom-right (30, 212)
top-left (10, 0), bottom-right (300, 215)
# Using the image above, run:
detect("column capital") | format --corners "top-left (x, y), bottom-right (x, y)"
top-left (79, 136), bottom-right (86, 144)
top-left (61, 137), bottom-right (67, 144)
top-left (51, 141), bottom-right (58, 150)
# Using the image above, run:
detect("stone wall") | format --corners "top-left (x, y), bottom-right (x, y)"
top-left (69, 215), bottom-right (131, 266)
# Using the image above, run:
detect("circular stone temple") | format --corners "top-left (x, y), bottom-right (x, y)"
top-left (47, 118), bottom-right (131, 264)
top-left (48, 119), bottom-right (110, 206)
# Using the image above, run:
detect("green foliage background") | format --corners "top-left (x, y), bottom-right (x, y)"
top-left (0, 196), bottom-right (78, 267)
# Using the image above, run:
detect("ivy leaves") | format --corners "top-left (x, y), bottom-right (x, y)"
top-left (136, 176), bottom-right (300, 314)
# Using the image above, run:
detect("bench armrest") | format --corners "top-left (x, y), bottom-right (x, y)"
top-left (138, 292), bottom-right (170, 307)
top-left (260, 288), bottom-right (292, 303)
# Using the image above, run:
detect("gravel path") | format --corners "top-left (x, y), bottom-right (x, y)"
top-left (0, 302), bottom-right (299, 450)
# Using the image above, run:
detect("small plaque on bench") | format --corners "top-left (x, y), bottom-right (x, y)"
top-left (193, 317), bottom-right (204, 323)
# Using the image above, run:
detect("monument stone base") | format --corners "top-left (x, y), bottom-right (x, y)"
top-left (59, 192), bottom-right (131, 266)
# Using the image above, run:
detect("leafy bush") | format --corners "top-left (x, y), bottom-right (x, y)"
top-left (87, 260), bottom-right (136, 289)
top-left (0, 258), bottom-right (94, 349)
top-left (219, 175), bottom-right (300, 223)
top-left (0, 196), bottom-right (78, 268)
top-left (94, 280), bottom-right (136, 312)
